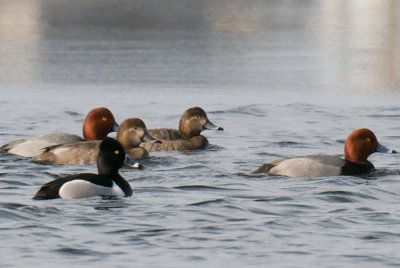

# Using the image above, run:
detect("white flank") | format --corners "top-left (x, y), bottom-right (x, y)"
top-left (59, 180), bottom-right (124, 199)
top-left (270, 156), bottom-right (344, 178)
top-left (52, 147), bottom-right (70, 155)
top-left (9, 141), bottom-right (56, 157)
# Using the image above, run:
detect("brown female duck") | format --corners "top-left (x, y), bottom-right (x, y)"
top-left (34, 118), bottom-right (159, 164)
top-left (141, 107), bottom-right (223, 152)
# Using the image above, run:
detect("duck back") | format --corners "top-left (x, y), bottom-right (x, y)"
top-left (1, 133), bottom-right (83, 158)
top-left (140, 135), bottom-right (208, 152)
top-left (140, 139), bottom-right (191, 152)
top-left (34, 140), bottom-right (100, 164)
top-left (148, 128), bottom-right (183, 140)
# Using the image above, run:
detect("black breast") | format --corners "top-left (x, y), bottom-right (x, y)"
top-left (341, 160), bottom-right (375, 176)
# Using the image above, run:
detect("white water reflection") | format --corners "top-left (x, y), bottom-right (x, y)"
top-left (0, 0), bottom-right (42, 84)
top-left (0, 0), bottom-right (398, 90)
top-left (315, 0), bottom-right (400, 90)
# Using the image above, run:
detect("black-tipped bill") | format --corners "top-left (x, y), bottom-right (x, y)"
top-left (376, 143), bottom-right (396, 154)
top-left (204, 120), bottom-right (223, 131)
top-left (124, 155), bottom-right (144, 169)
top-left (142, 132), bottom-right (162, 144)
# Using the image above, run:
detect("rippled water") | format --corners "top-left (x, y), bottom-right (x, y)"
top-left (1, 0), bottom-right (400, 267)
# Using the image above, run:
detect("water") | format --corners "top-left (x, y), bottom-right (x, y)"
top-left (1, 0), bottom-right (400, 267)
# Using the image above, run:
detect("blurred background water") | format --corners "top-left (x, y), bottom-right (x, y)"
top-left (1, 0), bottom-right (400, 267)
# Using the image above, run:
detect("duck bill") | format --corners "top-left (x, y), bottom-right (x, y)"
top-left (376, 143), bottom-right (397, 154)
top-left (204, 120), bottom-right (224, 131)
top-left (124, 155), bottom-right (144, 169)
top-left (142, 132), bottom-right (162, 144)
top-left (112, 122), bottom-right (119, 132)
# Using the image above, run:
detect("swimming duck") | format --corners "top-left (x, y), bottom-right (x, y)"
top-left (34, 118), bottom-right (160, 164)
top-left (33, 137), bottom-right (132, 200)
top-left (0, 107), bottom-right (118, 158)
top-left (252, 128), bottom-right (396, 177)
top-left (141, 107), bottom-right (223, 151)
top-left (116, 118), bottom-right (161, 159)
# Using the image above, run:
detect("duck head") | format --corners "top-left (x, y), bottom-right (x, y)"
top-left (344, 128), bottom-right (396, 164)
top-left (83, 107), bottom-right (119, 140)
top-left (179, 107), bottom-right (223, 138)
top-left (117, 118), bottom-right (161, 149)
top-left (97, 137), bottom-right (126, 175)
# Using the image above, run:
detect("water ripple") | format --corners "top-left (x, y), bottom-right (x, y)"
top-left (316, 190), bottom-right (379, 202)
top-left (188, 198), bottom-right (226, 206)
top-left (212, 105), bottom-right (267, 117)
top-left (54, 247), bottom-right (103, 256)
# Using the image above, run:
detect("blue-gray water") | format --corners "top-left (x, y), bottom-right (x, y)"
top-left (1, 1), bottom-right (400, 267)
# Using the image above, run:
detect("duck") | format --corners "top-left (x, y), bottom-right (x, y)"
top-left (0, 107), bottom-right (118, 158)
top-left (252, 128), bottom-right (396, 178)
top-left (33, 118), bottom-right (160, 164)
top-left (141, 107), bottom-right (223, 152)
top-left (116, 118), bottom-right (161, 159)
top-left (33, 137), bottom-right (132, 200)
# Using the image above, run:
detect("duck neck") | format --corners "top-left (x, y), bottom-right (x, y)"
top-left (97, 164), bottom-right (118, 176)
top-left (112, 174), bottom-right (133, 197)
top-left (189, 136), bottom-right (208, 149)
top-left (344, 143), bottom-right (369, 164)
top-left (178, 127), bottom-right (190, 140)
top-left (83, 123), bottom-right (108, 140)
top-left (179, 125), bottom-right (201, 139)
top-left (97, 156), bottom-right (120, 176)
top-left (118, 133), bottom-right (139, 150)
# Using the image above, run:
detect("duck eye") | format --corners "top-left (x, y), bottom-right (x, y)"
top-left (102, 117), bottom-right (107, 122)
top-left (194, 115), bottom-right (201, 120)
top-left (114, 150), bottom-right (120, 155)
top-left (366, 138), bottom-right (371, 142)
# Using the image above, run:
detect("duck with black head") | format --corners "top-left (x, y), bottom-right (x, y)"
top-left (252, 128), bottom-right (396, 178)
top-left (141, 107), bottom-right (223, 152)
top-left (33, 137), bottom-right (132, 200)
top-left (0, 107), bottom-right (118, 158)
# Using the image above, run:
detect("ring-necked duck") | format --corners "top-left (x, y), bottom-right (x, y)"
top-left (33, 137), bottom-right (132, 200)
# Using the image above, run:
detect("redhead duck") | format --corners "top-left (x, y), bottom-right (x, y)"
top-left (33, 138), bottom-right (132, 200)
top-left (0, 107), bottom-right (118, 158)
top-left (252, 128), bottom-right (396, 177)
top-left (34, 118), bottom-right (160, 164)
top-left (141, 107), bottom-right (223, 152)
